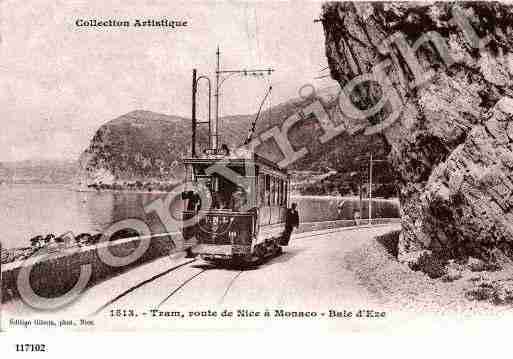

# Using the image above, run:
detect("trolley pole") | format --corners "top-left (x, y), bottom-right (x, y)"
top-left (192, 69), bottom-right (197, 157)
top-left (190, 70), bottom-right (212, 157)
top-left (213, 45), bottom-right (274, 152)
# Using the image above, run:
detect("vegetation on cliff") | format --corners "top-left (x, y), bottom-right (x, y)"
top-left (321, 2), bottom-right (513, 265)
top-left (79, 90), bottom-right (399, 194)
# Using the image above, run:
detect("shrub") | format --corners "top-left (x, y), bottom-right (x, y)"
top-left (411, 252), bottom-right (448, 279)
top-left (468, 257), bottom-right (502, 272)
top-left (441, 271), bottom-right (462, 282)
top-left (465, 284), bottom-right (495, 301)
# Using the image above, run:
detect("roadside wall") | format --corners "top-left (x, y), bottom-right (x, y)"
top-left (1, 218), bottom-right (400, 303)
top-left (296, 218), bottom-right (400, 234)
top-left (1, 233), bottom-right (175, 303)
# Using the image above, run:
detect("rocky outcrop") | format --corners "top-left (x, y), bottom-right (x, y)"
top-left (79, 90), bottom-right (391, 190)
top-left (321, 2), bottom-right (513, 261)
top-left (78, 110), bottom-right (202, 188)
top-left (79, 110), bottom-right (252, 188)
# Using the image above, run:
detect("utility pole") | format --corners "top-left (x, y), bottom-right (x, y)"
top-left (366, 154), bottom-right (389, 223)
top-left (214, 46), bottom-right (220, 150)
top-left (369, 153), bottom-right (373, 225)
top-left (358, 180), bottom-right (363, 216)
top-left (355, 154), bottom-right (387, 224)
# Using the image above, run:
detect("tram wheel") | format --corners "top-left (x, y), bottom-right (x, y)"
top-left (253, 244), bottom-right (266, 265)
top-left (185, 247), bottom-right (195, 258)
top-left (275, 245), bottom-right (283, 256)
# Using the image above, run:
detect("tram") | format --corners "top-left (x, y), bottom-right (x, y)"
top-left (180, 62), bottom-right (290, 264)
top-left (181, 151), bottom-right (290, 264)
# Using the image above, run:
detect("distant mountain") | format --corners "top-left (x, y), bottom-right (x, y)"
top-left (249, 87), bottom-right (389, 173)
top-left (78, 87), bottom-right (392, 190)
top-left (0, 159), bottom-right (77, 184)
top-left (77, 110), bottom-right (249, 188)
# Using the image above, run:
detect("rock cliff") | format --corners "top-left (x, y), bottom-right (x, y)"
top-left (78, 111), bottom-right (197, 188)
top-left (321, 2), bottom-right (513, 261)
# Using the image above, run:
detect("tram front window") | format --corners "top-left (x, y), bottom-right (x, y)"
top-left (191, 165), bottom-right (249, 211)
top-left (210, 176), bottom-right (247, 211)
top-left (182, 190), bottom-right (201, 211)
top-left (211, 186), bottom-right (247, 211)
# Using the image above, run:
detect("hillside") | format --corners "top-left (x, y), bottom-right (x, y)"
top-left (77, 110), bottom-right (248, 189)
top-left (78, 89), bottom-right (393, 191)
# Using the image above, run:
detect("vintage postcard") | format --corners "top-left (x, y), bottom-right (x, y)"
top-left (2, 0), bottom-right (513, 352)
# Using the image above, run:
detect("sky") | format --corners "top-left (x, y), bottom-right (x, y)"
top-left (0, 0), bottom-right (337, 162)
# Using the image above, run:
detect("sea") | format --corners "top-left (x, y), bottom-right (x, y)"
top-left (0, 184), bottom-right (399, 249)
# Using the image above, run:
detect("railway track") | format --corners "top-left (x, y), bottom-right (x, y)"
top-left (90, 223), bottom-right (395, 316)
top-left (157, 267), bottom-right (244, 308)
top-left (157, 268), bottom-right (209, 308)
top-left (91, 260), bottom-right (245, 316)
top-left (91, 257), bottom-right (199, 316)
top-left (218, 270), bottom-right (244, 304)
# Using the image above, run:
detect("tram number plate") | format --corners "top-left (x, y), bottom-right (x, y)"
top-left (195, 244), bottom-right (232, 255)
top-left (232, 245), bottom-right (250, 254)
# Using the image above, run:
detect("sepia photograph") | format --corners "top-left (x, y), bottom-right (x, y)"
top-left (2, 0), bottom-right (513, 354)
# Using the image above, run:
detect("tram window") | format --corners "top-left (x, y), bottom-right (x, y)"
top-left (272, 177), bottom-right (278, 205)
top-left (276, 179), bottom-right (279, 206)
top-left (259, 174), bottom-right (266, 205)
top-left (279, 179), bottom-right (284, 205)
top-left (268, 177), bottom-right (273, 206)
top-left (276, 178), bottom-right (280, 205)
top-left (277, 179), bottom-right (282, 205)
top-left (275, 178), bottom-right (280, 205)
top-left (265, 174), bottom-right (270, 205)
top-left (269, 176), bottom-right (273, 206)
top-left (269, 175), bottom-right (272, 205)
top-left (282, 180), bottom-right (286, 205)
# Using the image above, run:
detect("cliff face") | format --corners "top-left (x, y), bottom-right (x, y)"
top-left (321, 2), bottom-right (513, 261)
top-left (78, 110), bottom-right (244, 187)
top-left (79, 111), bottom-right (194, 186)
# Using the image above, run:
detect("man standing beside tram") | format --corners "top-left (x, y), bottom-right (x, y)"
top-left (281, 203), bottom-right (299, 246)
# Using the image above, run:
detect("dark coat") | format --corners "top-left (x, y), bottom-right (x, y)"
top-left (286, 208), bottom-right (299, 229)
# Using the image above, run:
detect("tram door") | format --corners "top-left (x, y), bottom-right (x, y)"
top-left (272, 176), bottom-right (287, 224)
top-left (270, 176), bottom-right (278, 224)
top-left (258, 173), bottom-right (271, 226)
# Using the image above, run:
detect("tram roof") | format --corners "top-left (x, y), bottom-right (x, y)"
top-left (182, 152), bottom-right (286, 174)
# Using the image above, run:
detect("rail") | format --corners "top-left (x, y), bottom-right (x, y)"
top-left (1, 217), bottom-right (400, 303)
